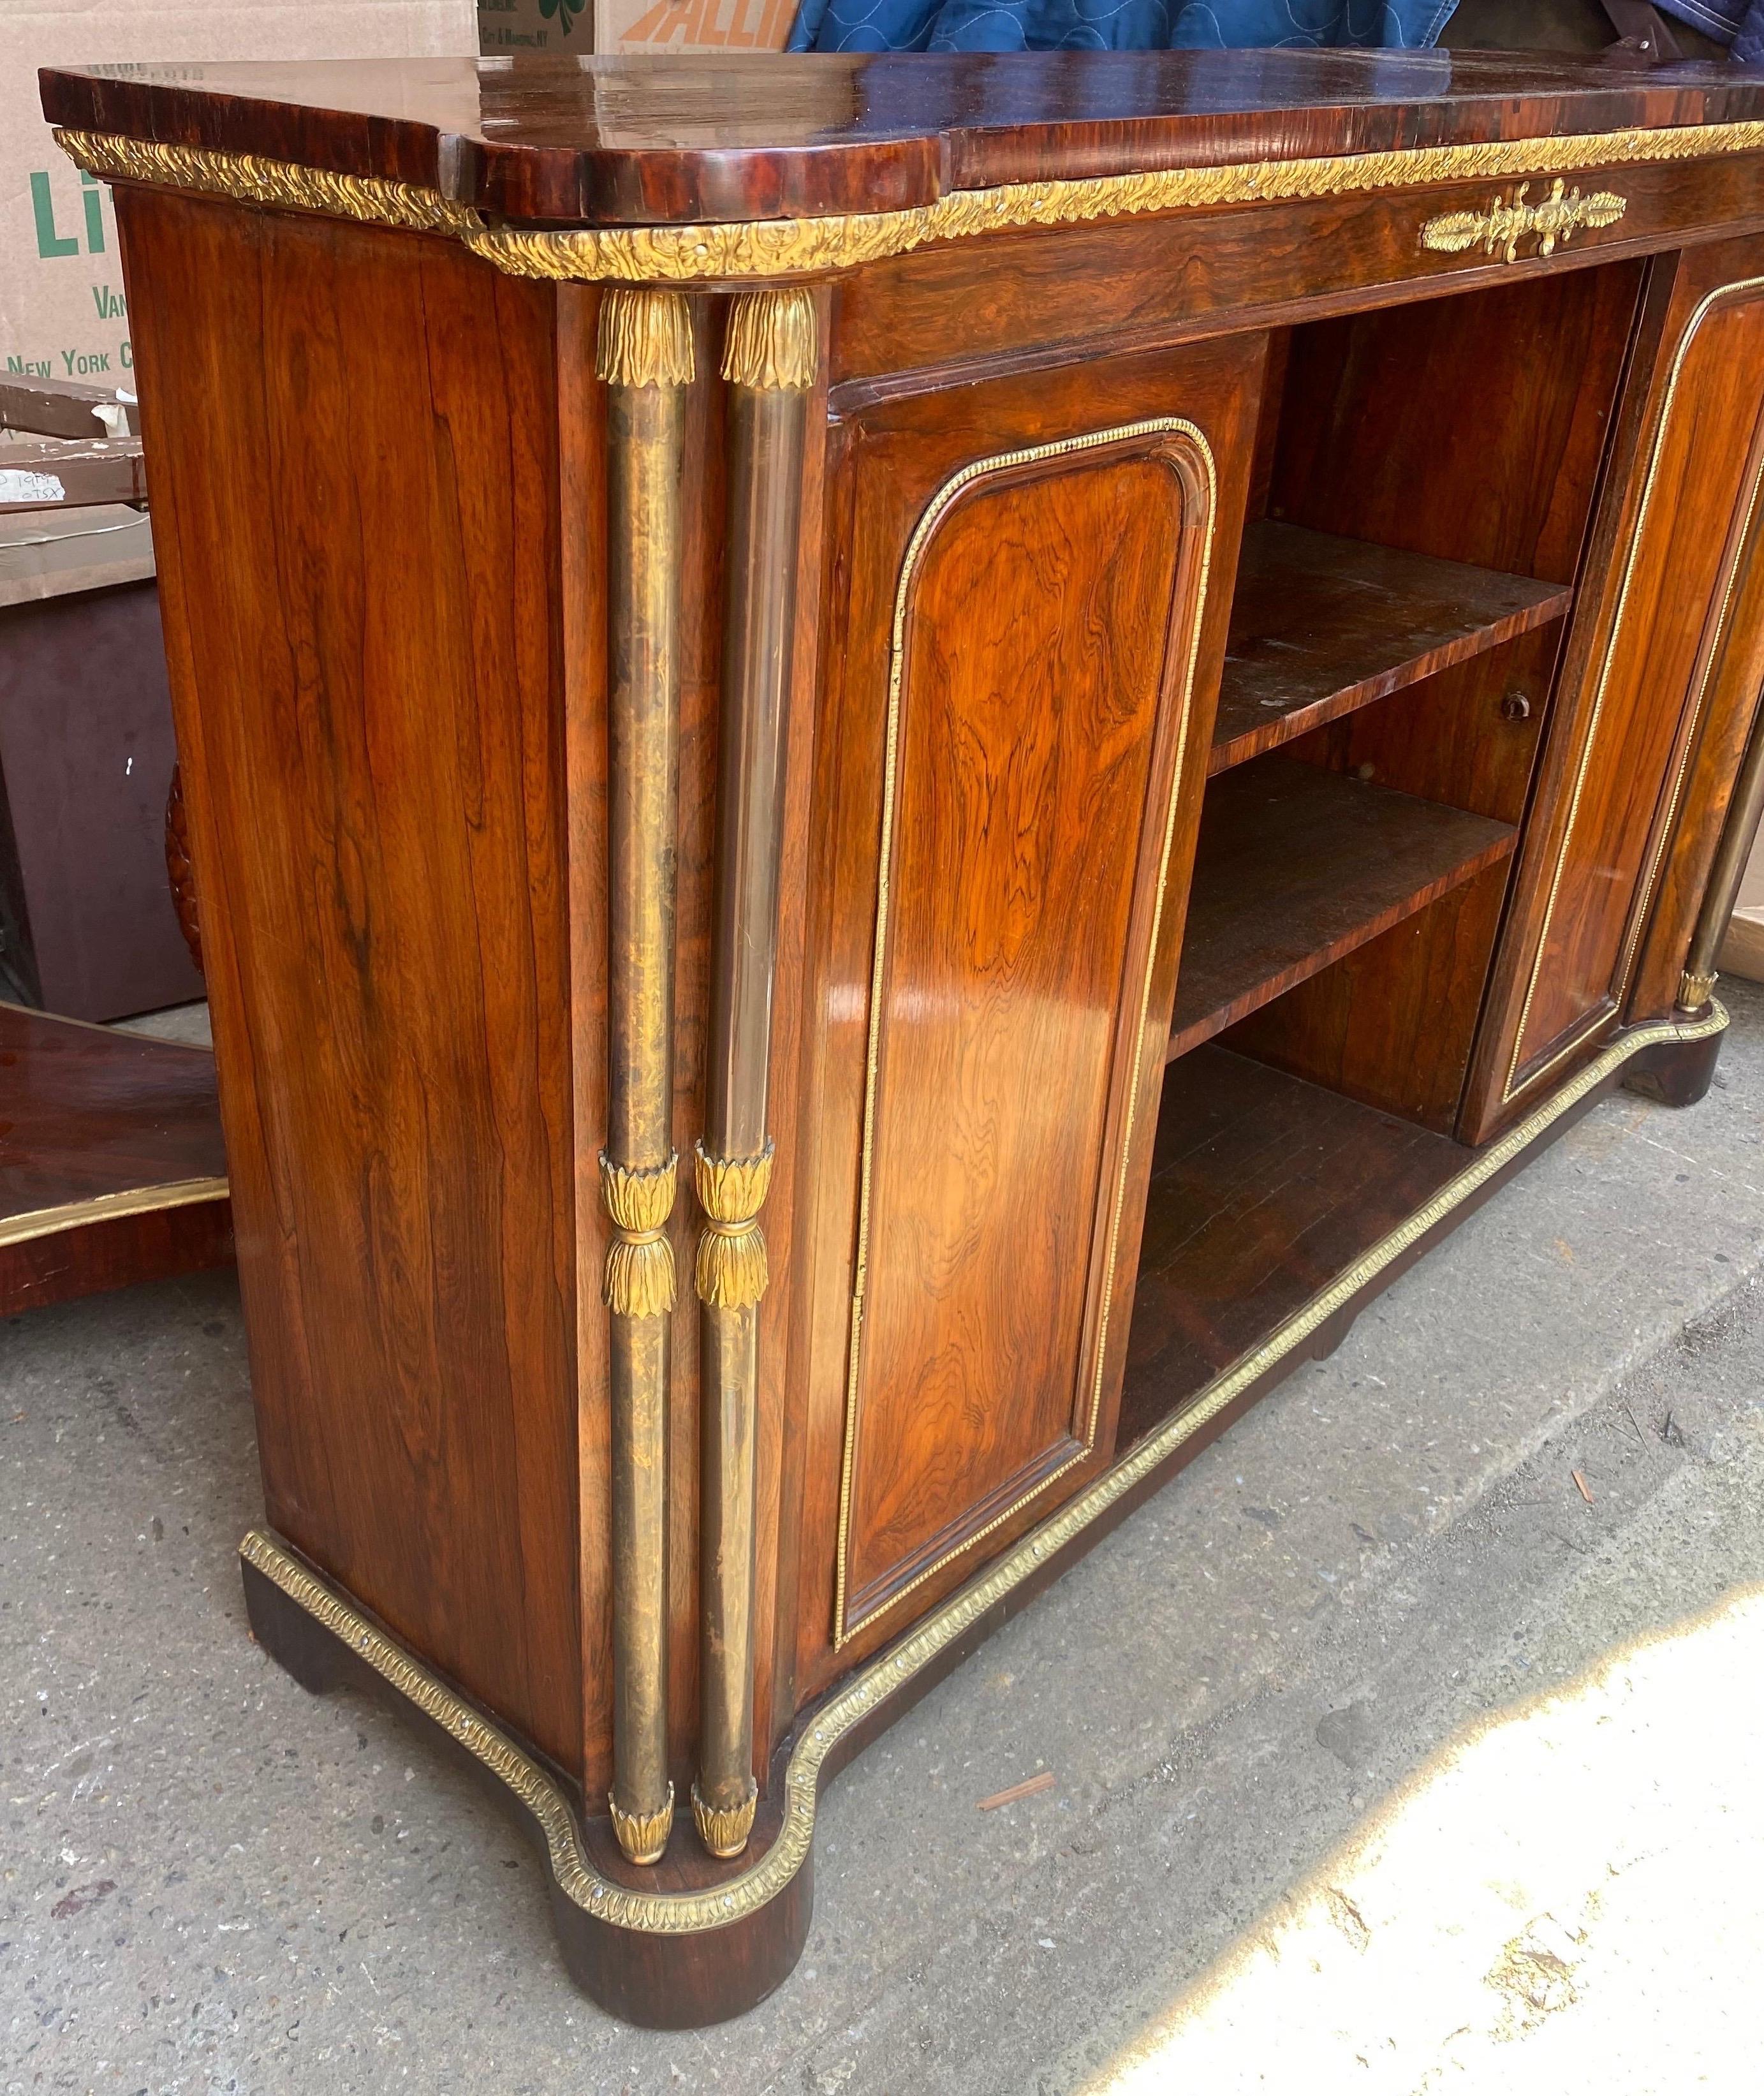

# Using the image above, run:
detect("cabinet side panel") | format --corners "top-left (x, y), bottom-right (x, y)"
top-left (1475, 242), bottom-right (1764, 1122)
top-left (1627, 491), bottom-right (1764, 1021)
top-left (119, 190), bottom-right (582, 1770)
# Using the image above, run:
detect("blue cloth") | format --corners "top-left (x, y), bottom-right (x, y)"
top-left (788, 0), bottom-right (1459, 55)
top-left (1657, 0), bottom-right (1764, 63)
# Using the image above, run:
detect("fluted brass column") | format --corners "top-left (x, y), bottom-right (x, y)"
top-left (691, 288), bottom-right (817, 1859)
top-left (599, 287), bottom-right (693, 1868)
top-left (1679, 690), bottom-right (1764, 1012)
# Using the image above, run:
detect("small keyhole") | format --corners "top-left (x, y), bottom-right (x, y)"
top-left (1499, 691), bottom-right (1532, 723)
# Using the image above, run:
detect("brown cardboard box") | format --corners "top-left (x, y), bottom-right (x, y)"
top-left (596, 0), bottom-right (796, 48)
top-left (4, 1), bottom-right (477, 383)
top-left (478, 0), bottom-right (592, 50)
top-left (480, 0), bottom-right (794, 55)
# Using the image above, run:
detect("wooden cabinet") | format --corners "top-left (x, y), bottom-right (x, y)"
top-left (38, 47), bottom-right (1764, 2028)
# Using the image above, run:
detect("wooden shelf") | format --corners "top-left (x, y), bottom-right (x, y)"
top-left (1168, 756), bottom-right (1517, 1062)
top-left (1210, 522), bottom-right (1571, 774)
top-left (1119, 1044), bottom-right (1468, 1451)
top-left (0, 1002), bottom-right (232, 1315)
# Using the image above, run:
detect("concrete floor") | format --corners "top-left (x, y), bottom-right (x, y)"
top-left (6, 982), bottom-right (1764, 2094)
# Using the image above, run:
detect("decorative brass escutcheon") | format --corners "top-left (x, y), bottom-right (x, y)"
top-left (1422, 177), bottom-right (1626, 264)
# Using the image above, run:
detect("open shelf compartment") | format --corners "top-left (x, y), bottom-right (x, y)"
top-left (1119, 1044), bottom-right (1469, 1452)
top-left (1168, 755), bottom-right (1517, 1063)
top-left (1210, 521), bottom-right (1572, 776)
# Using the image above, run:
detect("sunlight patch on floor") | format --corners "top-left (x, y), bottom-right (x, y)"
top-left (1085, 1585), bottom-right (1764, 2094)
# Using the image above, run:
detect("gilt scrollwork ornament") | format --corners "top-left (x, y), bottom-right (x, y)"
top-left (1421, 177), bottom-right (1626, 264)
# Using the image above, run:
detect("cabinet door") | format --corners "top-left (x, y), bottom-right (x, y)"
top-left (1468, 237), bottom-right (1764, 1135)
top-left (793, 337), bottom-right (1263, 1680)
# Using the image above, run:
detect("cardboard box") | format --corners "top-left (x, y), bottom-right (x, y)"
top-left (596, 0), bottom-right (795, 48)
top-left (4, 2), bottom-right (478, 384)
top-left (480, 0), bottom-right (794, 55)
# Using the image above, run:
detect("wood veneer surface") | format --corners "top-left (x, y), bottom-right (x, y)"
top-left (1211, 522), bottom-right (1570, 774)
top-left (791, 334), bottom-right (1265, 1692)
top-left (0, 1003), bottom-right (231, 1317)
top-left (842, 439), bottom-right (1198, 1627)
top-left (118, 187), bottom-right (584, 1775)
top-left (1168, 756), bottom-right (1517, 1059)
top-left (39, 52), bottom-right (1764, 228)
top-left (1120, 1042), bottom-right (1466, 1450)
top-left (0, 1001), bottom-right (224, 1220)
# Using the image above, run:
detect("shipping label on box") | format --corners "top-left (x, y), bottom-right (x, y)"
top-left (478, 0), bottom-right (593, 52)
top-left (3, 3), bottom-right (477, 384)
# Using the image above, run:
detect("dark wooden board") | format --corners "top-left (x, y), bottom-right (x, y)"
top-left (1, 1200), bottom-right (235, 1317)
top-left (1211, 521), bottom-right (1570, 774)
top-left (0, 1001), bottom-right (231, 1315)
top-left (1168, 756), bottom-right (1516, 1059)
top-left (0, 1001), bottom-right (224, 1221)
top-left (39, 51), bottom-right (1764, 230)
top-left (1119, 1042), bottom-right (1466, 1449)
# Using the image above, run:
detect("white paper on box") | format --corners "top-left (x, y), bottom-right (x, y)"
top-left (3, 1), bottom-right (478, 382)
top-left (482, 0), bottom-right (794, 51)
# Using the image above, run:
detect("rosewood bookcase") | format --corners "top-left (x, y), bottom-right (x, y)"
top-left (38, 47), bottom-right (1764, 2026)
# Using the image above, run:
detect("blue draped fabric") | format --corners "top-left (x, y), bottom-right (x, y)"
top-left (788, 0), bottom-right (1459, 55)
top-left (1657, 0), bottom-right (1764, 63)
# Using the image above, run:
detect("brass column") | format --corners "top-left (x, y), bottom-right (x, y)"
top-left (1679, 689), bottom-right (1764, 1011)
top-left (600, 288), bottom-right (693, 1867)
top-left (691, 288), bottom-right (816, 1858)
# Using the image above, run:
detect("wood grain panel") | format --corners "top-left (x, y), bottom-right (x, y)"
top-left (829, 165), bottom-right (1742, 410)
top-left (839, 428), bottom-right (1210, 1637)
top-left (1480, 246), bottom-right (1764, 1115)
top-left (1269, 262), bottom-right (1645, 586)
top-left (790, 339), bottom-right (1264, 1697)
top-left (1168, 758), bottom-right (1515, 1060)
top-left (117, 188), bottom-right (583, 1774)
top-left (1212, 522), bottom-right (1569, 773)
top-left (1627, 464), bottom-right (1764, 1021)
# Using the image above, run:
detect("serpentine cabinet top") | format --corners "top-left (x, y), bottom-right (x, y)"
top-left (39, 51), bottom-right (1764, 281)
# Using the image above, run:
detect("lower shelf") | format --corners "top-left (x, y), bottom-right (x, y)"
top-left (1119, 1042), bottom-right (1469, 1450)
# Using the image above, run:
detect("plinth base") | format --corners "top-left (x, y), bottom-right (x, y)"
top-left (239, 1003), bottom-right (1728, 2027)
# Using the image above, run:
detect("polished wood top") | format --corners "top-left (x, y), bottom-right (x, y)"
top-left (39, 51), bottom-right (1764, 228)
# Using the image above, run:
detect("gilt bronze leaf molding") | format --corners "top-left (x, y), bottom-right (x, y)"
top-left (57, 120), bottom-right (1764, 287)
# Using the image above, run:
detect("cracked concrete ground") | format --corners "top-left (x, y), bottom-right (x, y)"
top-left (5, 979), bottom-right (1764, 2094)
